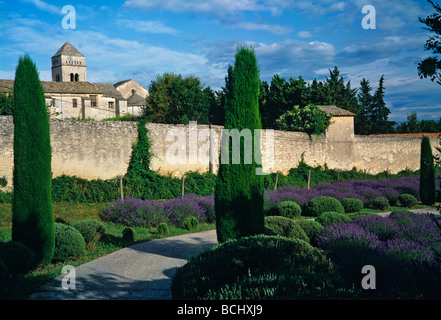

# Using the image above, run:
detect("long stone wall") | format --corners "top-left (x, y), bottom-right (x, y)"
top-left (0, 116), bottom-right (438, 190)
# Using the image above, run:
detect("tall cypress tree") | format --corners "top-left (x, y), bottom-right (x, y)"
top-left (215, 45), bottom-right (264, 243)
top-left (420, 136), bottom-right (436, 205)
top-left (12, 54), bottom-right (54, 265)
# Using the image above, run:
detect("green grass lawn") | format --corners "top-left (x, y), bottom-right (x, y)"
top-left (0, 202), bottom-right (215, 300)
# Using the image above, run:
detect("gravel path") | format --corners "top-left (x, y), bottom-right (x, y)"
top-left (30, 230), bottom-right (218, 300)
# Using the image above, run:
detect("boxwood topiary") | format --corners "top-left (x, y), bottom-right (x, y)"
top-left (370, 197), bottom-right (389, 211)
top-left (157, 222), bottom-right (169, 235)
top-left (183, 216), bottom-right (199, 230)
top-left (171, 235), bottom-right (337, 299)
top-left (0, 241), bottom-right (36, 274)
top-left (303, 196), bottom-right (344, 217)
top-left (264, 216), bottom-right (309, 242)
top-left (275, 201), bottom-right (302, 219)
top-left (71, 219), bottom-right (106, 246)
top-left (316, 212), bottom-right (351, 227)
top-left (122, 227), bottom-right (135, 243)
top-left (295, 219), bottom-right (324, 246)
top-left (398, 194), bottom-right (418, 208)
top-left (53, 223), bottom-right (86, 262)
top-left (341, 198), bottom-right (364, 213)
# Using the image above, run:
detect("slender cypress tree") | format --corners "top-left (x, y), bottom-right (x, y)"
top-left (12, 54), bottom-right (54, 265)
top-left (215, 45), bottom-right (264, 243)
top-left (420, 136), bottom-right (436, 205)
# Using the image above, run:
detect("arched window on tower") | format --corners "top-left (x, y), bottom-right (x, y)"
top-left (75, 74), bottom-right (79, 82)
top-left (70, 73), bottom-right (74, 82)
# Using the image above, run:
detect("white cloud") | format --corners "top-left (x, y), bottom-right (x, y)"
top-left (22, 0), bottom-right (60, 14)
top-left (117, 19), bottom-right (179, 35)
top-left (297, 31), bottom-right (312, 38)
top-left (233, 22), bottom-right (292, 35)
top-left (123, 0), bottom-right (286, 16)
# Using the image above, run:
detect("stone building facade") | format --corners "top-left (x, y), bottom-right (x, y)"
top-left (0, 42), bottom-right (149, 120)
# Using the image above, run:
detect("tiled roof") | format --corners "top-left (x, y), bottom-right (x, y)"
top-left (42, 81), bottom-right (102, 94)
top-left (52, 42), bottom-right (84, 57)
top-left (127, 93), bottom-right (146, 106)
top-left (0, 79), bottom-right (102, 94)
top-left (317, 105), bottom-right (355, 117)
top-left (94, 83), bottom-right (126, 100)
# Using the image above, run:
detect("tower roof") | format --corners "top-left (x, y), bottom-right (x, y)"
top-left (52, 42), bottom-right (84, 57)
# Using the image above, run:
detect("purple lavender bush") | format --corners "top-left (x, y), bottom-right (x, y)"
top-left (163, 194), bottom-right (207, 227)
top-left (102, 194), bottom-right (210, 228)
top-left (352, 215), bottom-right (399, 241)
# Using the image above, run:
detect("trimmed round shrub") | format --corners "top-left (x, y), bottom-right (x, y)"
top-left (275, 201), bottom-right (301, 219)
top-left (316, 212), bottom-right (351, 227)
top-left (0, 241), bottom-right (36, 274)
top-left (122, 227), bottom-right (135, 243)
top-left (295, 219), bottom-right (324, 246)
top-left (71, 219), bottom-right (106, 245)
top-left (53, 223), bottom-right (86, 262)
top-left (171, 235), bottom-right (337, 299)
top-left (203, 270), bottom-right (359, 299)
top-left (157, 222), bottom-right (169, 235)
top-left (264, 216), bottom-right (309, 242)
top-left (183, 216), bottom-right (199, 230)
top-left (341, 198), bottom-right (363, 213)
top-left (347, 212), bottom-right (377, 221)
top-left (352, 215), bottom-right (399, 241)
top-left (370, 197), bottom-right (389, 211)
top-left (303, 196), bottom-right (344, 217)
top-left (398, 194), bottom-right (418, 208)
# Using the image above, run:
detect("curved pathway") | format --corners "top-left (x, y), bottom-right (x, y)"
top-left (30, 230), bottom-right (218, 300)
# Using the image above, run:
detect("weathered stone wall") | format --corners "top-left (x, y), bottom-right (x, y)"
top-left (0, 116), bottom-right (438, 190)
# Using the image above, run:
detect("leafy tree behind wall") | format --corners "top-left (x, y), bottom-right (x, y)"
top-left (12, 54), bottom-right (54, 265)
top-left (215, 45), bottom-right (264, 243)
top-left (143, 73), bottom-right (214, 125)
top-left (0, 92), bottom-right (13, 115)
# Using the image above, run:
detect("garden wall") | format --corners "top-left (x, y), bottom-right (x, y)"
top-left (0, 116), bottom-right (438, 189)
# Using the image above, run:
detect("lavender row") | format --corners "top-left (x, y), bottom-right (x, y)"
top-left (102, 174), bottom-right (441, 228)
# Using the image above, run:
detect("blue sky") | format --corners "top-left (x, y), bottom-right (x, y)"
top-left (0, 0), bottom-right (440, 122)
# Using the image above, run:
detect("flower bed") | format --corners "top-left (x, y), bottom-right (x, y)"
top-left (316, 212), bottom-right (441, 298)
top-left (101, 194), bottom-right (214, 228)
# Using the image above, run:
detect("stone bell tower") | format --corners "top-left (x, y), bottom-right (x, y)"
top-left (51, 42), bottom-right (87, 82)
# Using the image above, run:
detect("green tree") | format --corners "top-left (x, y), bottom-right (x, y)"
top-left (370, 75), bottom-right (395, 134)
top-left (144, 73), bottom-right (213, 124)
top-left (420, 136), bottom-right (436, 205)
top-left (0, 92), bottom-right (13, 115)
top-left (418, 0), bottom-right (441, 85)
top-left (215, 45), bottom-right (264, 243)
top-left (275, 104), bottom-right (331, 135)
top-left (126, 118), bottom-right (152, 179)
top-left (356, 78), bottom-right (373, 135)
top-left (12, 54), bottom-right (54, 265)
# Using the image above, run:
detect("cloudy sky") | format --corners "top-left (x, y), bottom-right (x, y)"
top-left (0, 0), bottom-right (440, 122)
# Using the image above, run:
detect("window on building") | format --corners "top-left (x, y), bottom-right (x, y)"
top-left (75, 74), bottom-right (79, 82)
top-left (73, 98), bottom-right (78, 108)
top-left (90, 95), bottom-right (97, 107)
top-left (70, 73), bottom-right (74, 82)
top-left (108, 101), bottom-right (114, 109)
